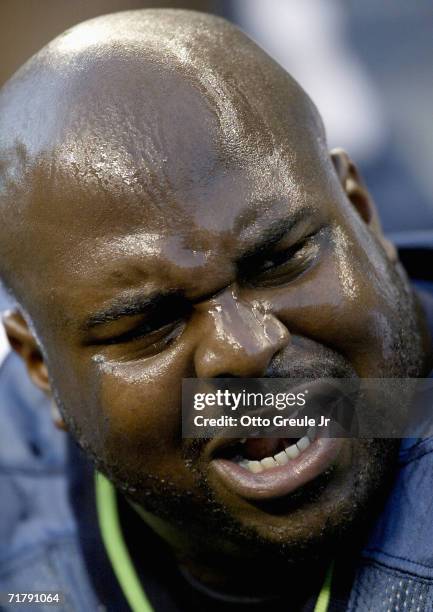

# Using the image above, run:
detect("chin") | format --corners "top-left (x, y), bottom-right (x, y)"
top-left (204, 438), bottom-right (398, 556)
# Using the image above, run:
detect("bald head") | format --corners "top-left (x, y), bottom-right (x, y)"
top-left (0, 9), bottom-right (324, 310)
top-left (2, 10), bottom-right (431, 577)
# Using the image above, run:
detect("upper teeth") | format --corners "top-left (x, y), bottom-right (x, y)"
top-left (238, 429), bottom-right (316, 474)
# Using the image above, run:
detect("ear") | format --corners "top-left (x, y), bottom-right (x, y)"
top-left (2, 309), bottom-right (66, 430)
top-left (330, 148), bottom-right (397, 263)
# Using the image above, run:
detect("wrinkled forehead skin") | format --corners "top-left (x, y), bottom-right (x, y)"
top-left (0, 9), bottom-right (329, 332)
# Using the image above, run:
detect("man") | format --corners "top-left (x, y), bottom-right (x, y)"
top-left (1, 9), bottom-right (433, 611)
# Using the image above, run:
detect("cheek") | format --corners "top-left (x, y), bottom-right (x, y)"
top-left (98, 343), bottom-right (193, 478)
top-left (58, 338), bottom-right (197, 487)
top-left (245, 231), bottom-right (400, 375)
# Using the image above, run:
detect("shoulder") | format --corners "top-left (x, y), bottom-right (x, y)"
top-left (0, 324), bottom-right (93, 606)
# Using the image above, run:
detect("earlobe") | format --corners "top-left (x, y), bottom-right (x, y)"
top-left (330, 148), bottom-right (375, 226)
top-left (2, 310), bottom-right (67, 430)
top-left (51, 399), bottom-right (67, 431)
top-left (2, 309), bottom-right (52, 393)
top-left (330, 148), bottom-right (398, 264)
top-left (380, 237), bottom-right (398, 264)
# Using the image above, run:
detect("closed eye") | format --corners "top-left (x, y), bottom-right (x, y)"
top-left (243, 232), bottom-right (321, 288)
top-left (102, 318), bottom-right (182, 345)
top-left (91, 296), bottom-right (192, 347)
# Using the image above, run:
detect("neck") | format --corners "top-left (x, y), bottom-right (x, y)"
top-left (129, 500), bottom-right (332, 605)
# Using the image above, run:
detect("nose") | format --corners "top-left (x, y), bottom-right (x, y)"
top-left (193, 288), bottom-right (290, 378)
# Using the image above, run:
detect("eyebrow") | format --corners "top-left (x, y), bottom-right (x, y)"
top-left (83, 208), bottom-right (315, 331)
top-left (237, 209), bottom-right (313, 264)
top-left (83, 291), bottom-right (182, 331)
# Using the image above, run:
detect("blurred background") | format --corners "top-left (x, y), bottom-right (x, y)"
top-left (0, 0), bottom-right (432, 314)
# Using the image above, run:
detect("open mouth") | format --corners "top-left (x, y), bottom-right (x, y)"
top-left (216, 428), bottom-right (317, 474)
top-left (208, 432), bottom-right (343, 501)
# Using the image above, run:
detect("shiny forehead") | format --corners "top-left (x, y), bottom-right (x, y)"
top-left (0, 9), bottom-right (325, 189)
top-left (0, 9), bottom-right (327, 306)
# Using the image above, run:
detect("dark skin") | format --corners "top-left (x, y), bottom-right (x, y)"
top-left (0, 9), bottom-right (431, 606)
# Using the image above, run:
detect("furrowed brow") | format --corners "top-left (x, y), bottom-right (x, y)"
top-left (238, 209), bottom-right (313, 264)
top-left (83, 291), bottom-right (181, 330)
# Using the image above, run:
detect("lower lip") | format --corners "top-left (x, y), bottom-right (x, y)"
top-left (209, 438), bottom-right (343, 501)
